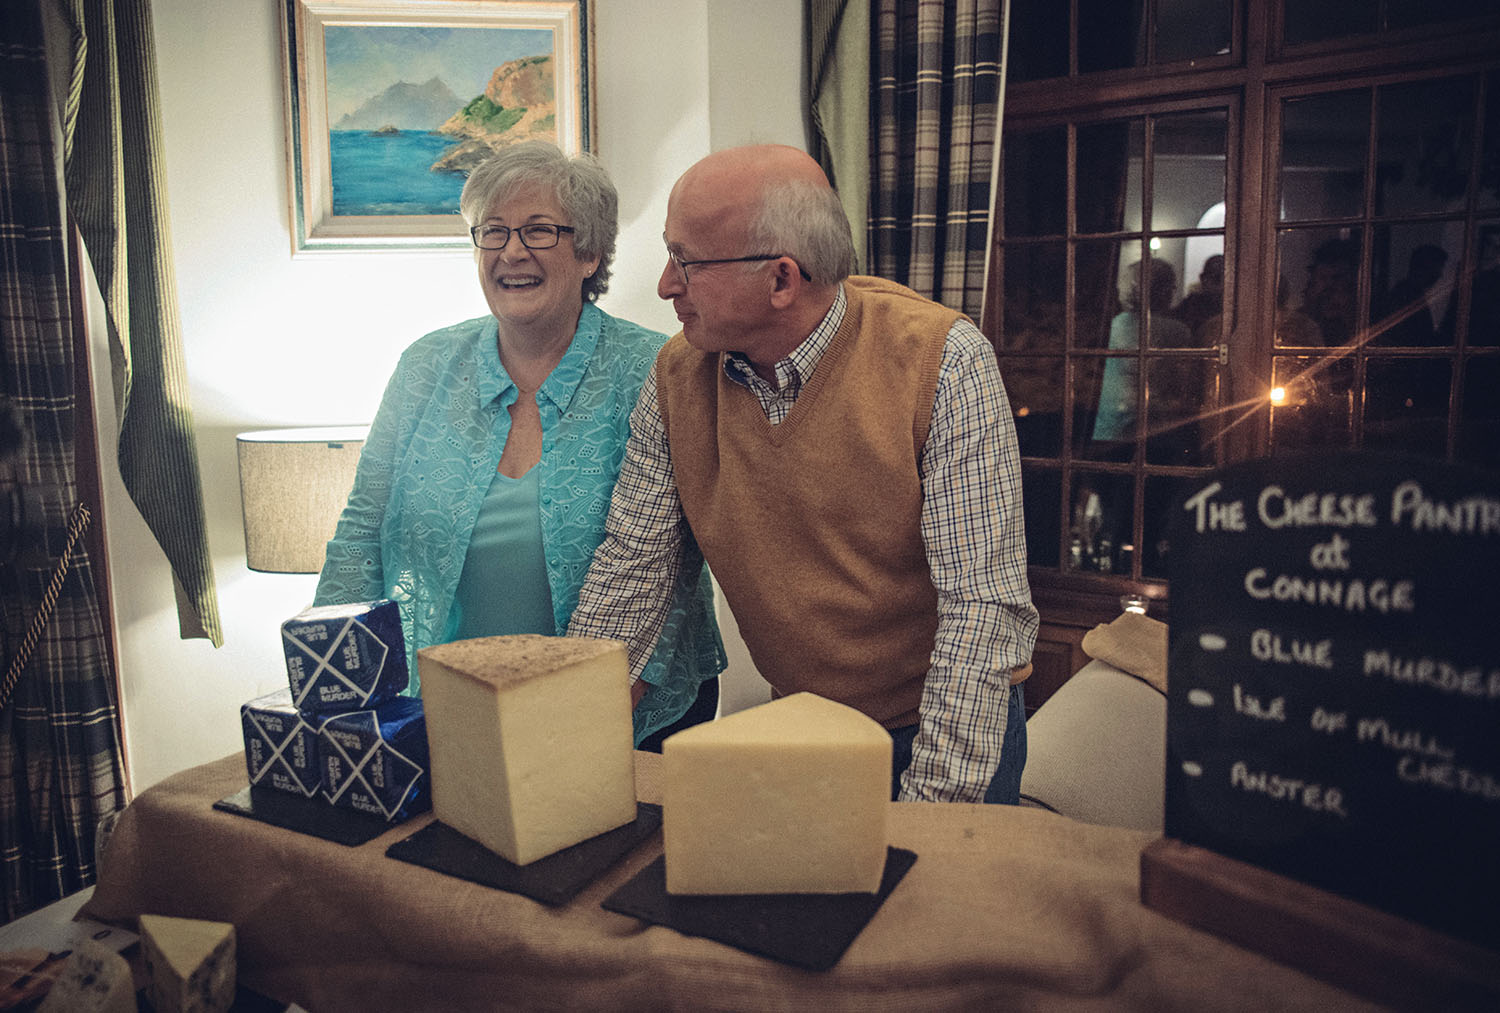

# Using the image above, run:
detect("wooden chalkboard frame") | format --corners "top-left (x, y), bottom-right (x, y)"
top-left (1141, 838), bottom-right (1500, 1007)
top-left (1159, 451), bottom-right (1500, 955)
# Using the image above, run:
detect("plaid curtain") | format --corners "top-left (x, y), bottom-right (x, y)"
top-left (870, 0), bottom-right (1003, 317)
top-left (0, 0), bottom-right (127, 923)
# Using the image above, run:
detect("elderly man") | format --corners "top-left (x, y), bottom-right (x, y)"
top-left (568, 144), bottom-right (1037, 803)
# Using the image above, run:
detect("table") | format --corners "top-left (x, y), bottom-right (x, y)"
top-left (82, 753), bottom-right (1380, 1012)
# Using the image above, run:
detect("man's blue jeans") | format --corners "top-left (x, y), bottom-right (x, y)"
top-left (889, 683), bottom-right (1027, 803)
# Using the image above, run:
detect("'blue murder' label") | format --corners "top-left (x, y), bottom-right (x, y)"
top-left (318, 697), bottom-right (430, 822)
top-left (282, 599), bottom-right (409, 714)
top-left (242, 688), bottom-right (321, 797)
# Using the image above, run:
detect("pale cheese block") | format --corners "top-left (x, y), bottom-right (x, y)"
top-left (417, 634), bottom-right (637, 865)
top-left (37, 941), bottom-right (135, 1013)
top-left (663, 691), bottom-right (892, 895)
top-left (138, 914), bottom-right (236, 1013)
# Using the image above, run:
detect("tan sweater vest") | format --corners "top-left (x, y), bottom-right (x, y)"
top-left (656, 276), bottom-right (959, 728)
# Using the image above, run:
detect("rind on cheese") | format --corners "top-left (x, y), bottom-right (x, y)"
top-left (663, 692), bottom-right (892, 895)
top-left (418, 634), bottom-right (637, 866)
top-left (37, 941), bottom-right (135, 1013)
top-left (138, 913), bottom-right (236, 1013)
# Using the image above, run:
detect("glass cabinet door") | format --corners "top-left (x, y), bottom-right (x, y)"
top-left (1268, 71), bottom-right (1497, 469)
top-left (997, 103), bottom-right (1230, 582)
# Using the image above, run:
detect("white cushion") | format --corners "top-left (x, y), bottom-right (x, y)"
top-left (1020, 659), bottom-right (1165, 833)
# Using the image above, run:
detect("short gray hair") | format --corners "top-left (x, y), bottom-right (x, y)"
top-left (460, 141), bottom-right (618, 302)
top-left (746, 180), bottom-right (856, 285)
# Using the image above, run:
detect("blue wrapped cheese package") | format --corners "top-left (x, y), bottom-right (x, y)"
top-left (319, 697), bottom-right (431, 821)
top-left (282, 600), bottom-right (409, 714)
top-left (241, 688), bottom-right (321, 797)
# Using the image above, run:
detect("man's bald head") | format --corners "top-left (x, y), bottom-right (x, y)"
top-left (668, 145), bottom-right (855, 286)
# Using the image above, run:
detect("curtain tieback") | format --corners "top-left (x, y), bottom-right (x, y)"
top-left (0, 501), bottom-right (91, 711)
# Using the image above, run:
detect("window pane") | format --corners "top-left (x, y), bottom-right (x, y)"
top-left (1376, 77), bottom-right (1475, 217)
top-left (1022, 464), bottom-right (1063, 567)
top-left (1153, 110), bottom-right (1228, 236)
top-left (1140, 243), bottom-right (1194, 349)
top-left (1079, 240), bottom-right (1142, 460)
top-left (1283, 1), bottom-right (1377, 46)
top-left (1005, 128), bottom-right (1067, 237)
top-left (1460, 223), bottom-right (1500, 346)
top-left (1370, 223), bottom-right (1460, 347)
top-left (1169, 240), bottom-right (1227, 345)
top-left (1281, 91), bottom-right (1370, 222)
top-left (1275, 228), bottom-right (1362, 346)
top-left (1007, 2), bottom-right (1069, 83)
top-left (1077, 119), bottom-right (1143, 234)
top-left (1271, 355), bottom-right (1355, 449)
top-left (1068, 471), bottom-right (1134, 574)
top-left (1009, 357), bottom-right (1067, 458)
top-left (1364, 358), bottom-right (1452, 456)
top-left (1147, 357), bottom-right (1217, 466)
top-left (1076, 239), bottom-right (1132, 350)
top-left (1000, 242), bottom-right (1067, 352)
top-left (1459, 357), bottom-right (1500, 468)
top-left (999, 242), bottom-right (1069, 458)
top-left (1143, 474), bottom-right (1192, 580)
top-left (1077, 0), bottom-right (1146, 75)
top-left (1156, 0), bottom-right (1231, 63)
top-left (1147, 235), bottom-right (1218, 348)
top-left (1387, 0), bottom-right (1498, 31)
top-left (1482, 72), bottom-right (1500, 211)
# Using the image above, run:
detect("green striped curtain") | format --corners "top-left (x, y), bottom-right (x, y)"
top-left (868, 0), bottom-right (1004, 318)
top-left (62, 0), bottom-right (221, 646)
top-left (808, 0), bottom-right (872, 272)
top-left (0, 0), bottom-right (127, 924)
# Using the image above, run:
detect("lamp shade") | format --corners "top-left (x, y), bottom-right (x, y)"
top-left (237, 427), bottom-right (367, 573)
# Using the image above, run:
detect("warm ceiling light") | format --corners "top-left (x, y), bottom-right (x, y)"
top-left (1269, 386), bottom-right (1287, 405)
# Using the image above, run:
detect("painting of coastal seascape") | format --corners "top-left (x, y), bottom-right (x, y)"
top-left (282, 0), bottom-right (592, 251)
top-left (326, 25), bottom-right (556, 215)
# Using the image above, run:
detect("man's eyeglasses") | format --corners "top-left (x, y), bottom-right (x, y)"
top-left (666, 248), bottom-right (813, 285)
top-left (471, 223), bottom-right (576, 251)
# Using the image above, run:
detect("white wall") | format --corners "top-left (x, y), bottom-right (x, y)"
top-left (97, 0), bottom-right (802, 793)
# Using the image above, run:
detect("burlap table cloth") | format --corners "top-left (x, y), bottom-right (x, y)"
top-left (82, 753), bottom-right (1377, 1012)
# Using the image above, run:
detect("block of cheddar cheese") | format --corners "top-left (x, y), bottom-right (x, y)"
top-left (417, 634), bottom-right (637, 866)
top-left (138, 914), bottom-right (236, 1013)
top-left (663, 692), bottom-right (892, 895)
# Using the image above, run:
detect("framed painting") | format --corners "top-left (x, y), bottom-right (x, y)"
top-left (281, 0), bottom-right (594, 253)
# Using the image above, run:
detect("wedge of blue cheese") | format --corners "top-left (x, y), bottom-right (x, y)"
top-left (37, 941), bottom-right (135, 1013)
top-left (418, 635), bottom-right (637, 865)
top-left (241, 687), bottom-right (321, 797)
top-left (138, 914), bottom-right (236, 1013)
top-left (281, 599), bottom-right (409, 713)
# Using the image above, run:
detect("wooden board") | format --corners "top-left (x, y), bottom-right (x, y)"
top-left (1140, 837), bottom-right (1500, 1008)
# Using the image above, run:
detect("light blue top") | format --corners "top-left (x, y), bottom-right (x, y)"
top-left (449, 468), bottom-right (554, 640)
top-left (315, 304), bottom-right (726, 744)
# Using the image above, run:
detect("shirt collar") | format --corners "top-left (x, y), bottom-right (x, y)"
top-left (723, 283), bottom-right (847, 392)
top-left (477, 302), bottom-right (602, 410)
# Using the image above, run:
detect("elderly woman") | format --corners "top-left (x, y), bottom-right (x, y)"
top-left (316, 141), bottom-right (724, 748)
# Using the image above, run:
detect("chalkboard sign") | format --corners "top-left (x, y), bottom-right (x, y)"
top-left (1166, 452), bottom-right (1500, 951)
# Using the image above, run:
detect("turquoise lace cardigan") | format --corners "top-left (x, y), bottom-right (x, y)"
top-left (314, 304), bottom-right (726, 744)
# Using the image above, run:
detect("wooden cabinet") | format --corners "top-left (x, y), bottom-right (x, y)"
top-left (1024, 621), bottom-right (1090, 719)
top-left (1023, 580), bottom-right (1166, 717)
